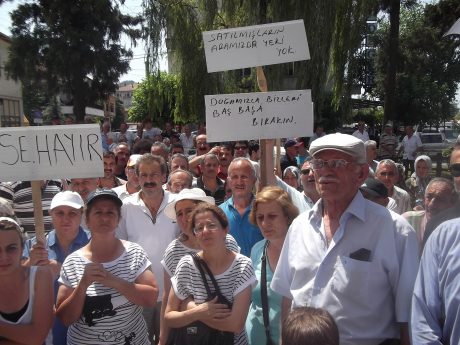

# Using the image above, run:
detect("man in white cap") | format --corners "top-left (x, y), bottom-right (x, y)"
top-left (271, 133), bottom-right (418, 345)
top-left (112, 154), bottom-right (142, 200)
top-left (23, 191), bottom-right (90, 345)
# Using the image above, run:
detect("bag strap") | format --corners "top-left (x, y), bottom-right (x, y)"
top-left (261, 241), bottom-right (273, 345)
top-left (190, 253), bottom-right (213, 297)
top-left (191, 253), bottom-right (223, 296)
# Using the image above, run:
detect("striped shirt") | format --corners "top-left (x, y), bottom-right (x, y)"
top-left (161, 235), bottom-right (240, 277)
top-left (59, 241), bottom-right (151, 345)
top-left (171, 253), bottom-right (257, 345)
top-left (0, 180), bottom-right (63, 235)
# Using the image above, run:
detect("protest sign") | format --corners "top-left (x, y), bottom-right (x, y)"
top-left (205, 89), bottom-right (313, 142)
top-left (0, 124), bottom-right (103, 182)
top-left (203, 20), bottom-right (309, 73)
top-left (445, 18), bottom-right (460, 36)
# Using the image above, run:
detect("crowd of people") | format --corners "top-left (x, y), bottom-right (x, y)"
top-left (1, 118), bottom-right (460, 345)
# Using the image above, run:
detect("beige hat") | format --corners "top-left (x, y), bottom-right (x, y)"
top-left (164, 188), bottom-right (215, 221)
top-left (309, 133), bottom-right (366, 164)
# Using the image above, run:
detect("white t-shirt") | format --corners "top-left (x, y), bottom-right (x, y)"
top-left (172, 253), bottom-right (257, 345)
top-left (116, 191), bottom-right (179, 301)
top-left (59, 241), bottom-right (151, 345)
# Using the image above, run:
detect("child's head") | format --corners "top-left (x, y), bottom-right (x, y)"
top-left (282, 307), bottom-right (339, 345)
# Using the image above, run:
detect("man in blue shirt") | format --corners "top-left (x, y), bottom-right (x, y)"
top-left (411, 217), bottom-right (460, 345)
top-left (23, 191), bottom-right (90, 345)
top-left (220, 157), bottom-right (263, 256)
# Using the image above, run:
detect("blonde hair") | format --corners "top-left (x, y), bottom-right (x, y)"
top-left (249, 186), bottom-right (299, 226)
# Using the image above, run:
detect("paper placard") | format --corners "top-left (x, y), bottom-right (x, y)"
top-left (205, 90), bottom-right (313, 142)
top-left (0, 124), bottom-right (104, 182)
top-left (445, 18), bottom-right (460, 36)
top-left (203, 20), bottom-right (309, 73)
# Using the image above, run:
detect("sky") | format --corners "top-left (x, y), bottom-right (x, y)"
top-left (0, 0), bottom-right (164, 83)
top-left (0, 0), bottom-right (458, 106)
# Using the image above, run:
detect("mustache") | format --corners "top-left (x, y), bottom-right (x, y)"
top-left (143, 182), bottom-right (157, 188)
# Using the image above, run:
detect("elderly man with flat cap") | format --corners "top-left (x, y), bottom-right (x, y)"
top-left (271, 133), bottom-right (418, 345)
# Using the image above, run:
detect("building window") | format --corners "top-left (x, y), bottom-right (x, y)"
top-left (0, 98), bottom-right (21, 127)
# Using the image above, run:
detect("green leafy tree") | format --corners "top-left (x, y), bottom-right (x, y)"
top-left (128, 71), bottom-right (179, 125)
top-left (373, 1), bottom-right (460, 125)
top-left (5, 0), bottom-right (142, 123)
top-left (142, 0), bottom-right (378, 124)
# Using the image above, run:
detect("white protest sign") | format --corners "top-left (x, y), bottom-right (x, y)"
top-left (0, 124), bottom-right (103, 182)
top-left (203, 20), bottom-right (309, 73)
top-left (444, 18), bottom-right (460, 36)
top-left (205, 90), bottom-right (313, 142)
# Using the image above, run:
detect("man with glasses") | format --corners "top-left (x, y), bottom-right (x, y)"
top-left (375, 160), bottom-right (411, 214)
top-left (271, 133), bottom-right (418, 345)
top-left (422, 142), bottom-right (460, 247)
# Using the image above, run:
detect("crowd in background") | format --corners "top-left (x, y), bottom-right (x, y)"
top-left (1, 117), bottom-right (460, 345)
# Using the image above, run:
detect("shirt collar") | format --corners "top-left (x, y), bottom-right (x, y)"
top-left (308, 191), bottom-right (366, 224)
top-left (47, 226), bottom-right (89, 248)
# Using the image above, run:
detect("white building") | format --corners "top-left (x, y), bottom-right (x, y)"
top-left (116, 81), bottom-right (138, 111)
top-left (0, 32), bottom-right (23, 127)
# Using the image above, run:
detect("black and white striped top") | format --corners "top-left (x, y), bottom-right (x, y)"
top-left (171, 253), bottom-right (256, 345)
top-left (59, 241), bottom-right (151, 345)
top-left (0, 180), bottom-right (63, 235)
top-left (161, 234), bottom-right (240, 277)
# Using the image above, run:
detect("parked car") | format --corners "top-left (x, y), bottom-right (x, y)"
top-left (416, 130), bottom-right (453, 156)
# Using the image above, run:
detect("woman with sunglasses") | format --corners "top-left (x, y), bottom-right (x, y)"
top-left (165, 203), bottom-right (256, 345)
top-left (0, 217), bottom-right (54, 345)
top-left (245, 187), bottom-right (299, 345)
top-left (159, 188), bottom-right (239, 345)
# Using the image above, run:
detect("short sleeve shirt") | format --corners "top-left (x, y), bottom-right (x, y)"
top-left (59, 241), bottom-right (151, 345)
top-left (171, 253), bottom-right (257, 345)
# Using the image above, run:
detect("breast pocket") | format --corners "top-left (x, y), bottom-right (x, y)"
top-left (332, 256), bottom-right (371, 302)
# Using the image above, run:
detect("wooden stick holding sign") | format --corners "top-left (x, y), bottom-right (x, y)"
top-left (31, 181), bottom-right (46, 244)
top-left (0, 124), bottom-right (104, 240)
top-left (257, 66), bottom-right (268, 189)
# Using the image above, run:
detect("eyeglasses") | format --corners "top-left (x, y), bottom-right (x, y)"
top-left (235, 146), bottom-right (247, 150)
top-left (310, 159), bottom-right (351, 170)
top-left (300, 169), bottom-right (311, 175)
top-left (193, 222), bottom-right (220, 235)
top-left (450, 163), bottom-right (460, 177)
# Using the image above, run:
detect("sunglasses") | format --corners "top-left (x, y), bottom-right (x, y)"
top-left (450, 163), bottom-right (460, 177)
top-left (301, 169), bottom-right (311, 175)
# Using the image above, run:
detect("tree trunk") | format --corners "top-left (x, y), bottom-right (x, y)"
top-left (383, 0), bottom-right (400, 126)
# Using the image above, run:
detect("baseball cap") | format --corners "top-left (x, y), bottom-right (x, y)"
top-left (165, 188), bottom-right (215, 221)
top-left (50, 191), bottom-right (85, 210)
top-left (284, 139), bottom-right (303, 150)
top-left (309, 133), bottom-right (366, 164)
top-left (127, 154), bottom-right (142, 168)
top-left (360, 178), bottom-right (388, 198)
top-left (86, 189), bottom-right (122, 208)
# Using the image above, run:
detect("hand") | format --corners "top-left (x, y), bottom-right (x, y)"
top-left (197, 296), bottom-right (231, 321)
top-left (80, 263), bottom-right (107, 289)
top-left (28, 243), bottom-right (50, 266)
top-left (209, 146), bottom-right (221, 156)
